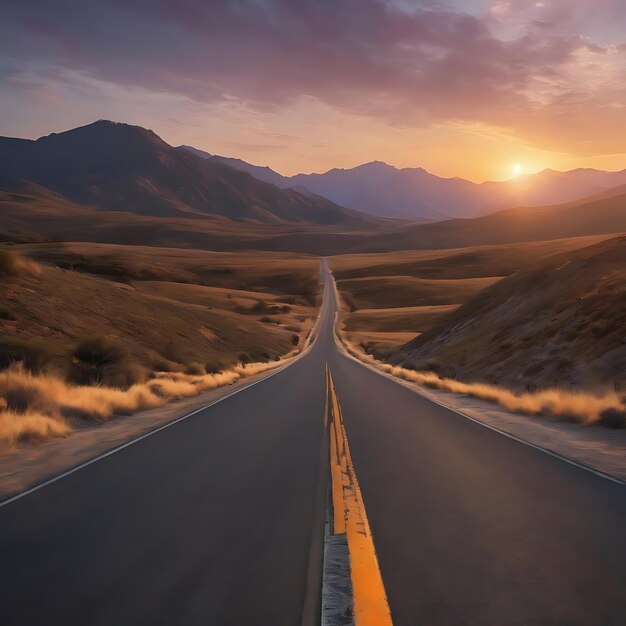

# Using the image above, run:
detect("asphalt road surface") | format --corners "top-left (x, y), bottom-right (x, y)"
top-left (1, 262), bottom-right (625, 625)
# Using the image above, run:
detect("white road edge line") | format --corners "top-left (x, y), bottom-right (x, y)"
top-left (334, 317), bottom-right (625, 487)
top-left (0, 360), bottom-right (293, 508)
top-left (0, 286), bottom-right (330, 510)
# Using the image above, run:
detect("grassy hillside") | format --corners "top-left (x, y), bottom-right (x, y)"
top-left (0, 181), bottom-right (385, 255)
top-left (350, 186), bottom-right (626, 252)
top-left (337, 276), bottom-right (499, 309)
top-left (0, 244), bottom-right (319, 382)
top-left (394, 236), bottom-right (626, 393)
top-left (330, 237), bottom-right (611, 351)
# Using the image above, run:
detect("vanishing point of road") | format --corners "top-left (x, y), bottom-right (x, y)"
top-left (1, 260), bottom-right (625, 626)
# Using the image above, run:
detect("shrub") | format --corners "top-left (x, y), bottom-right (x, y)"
top-left (259, 316), bottom-right (280, 324)
top-left (0, 337), bottom-right (54, 373)
top-left (69, 335), bottom-right (142, 388)
top-left (597, 408), bottom-right (626, 429)
top-left (0, 305), bottom-right (15, 320)
top-left (185, 362), bottom-right (205, 376)
top-left (291, 334), bottom-right (299, 345)
top-left (151, 357), bottom-right (185, 373)
top-left (0, 249), bottom-right (16, 275)
top-left (205, 362), bottom-right (223, 374)
top-left (341, 292), bottom-right (358, 312)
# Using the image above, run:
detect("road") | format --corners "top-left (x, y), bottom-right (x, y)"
top-left (1, 261), bottom-right (626, 625)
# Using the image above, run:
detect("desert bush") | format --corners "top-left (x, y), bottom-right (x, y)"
top-left (0, 409), bottom-right (70, 446)
top-left (291, 334), bottom-right (299, 346)
top-left (205, 362), bottom-right (223, 374)
top-left (0, 249), bottom-right (17, 275)
top-left (185, 362), bottom-right (205, 376)
top-left (0, 337), bottom-right (54, 373)
top-left (69, 335), bottom-right (143, 388)
top-left (597, 408), bottom-right (626, 429)
top-left (0, 305), bottom-right (15, 320)
top-left (341, 291), bottom-right (358, 312)
top-left (151, 357), bottom-right (183, 373)
top-left (259, 316), bottom-right (280, 324)
top-left (368, 344), bottom-right (396, 361)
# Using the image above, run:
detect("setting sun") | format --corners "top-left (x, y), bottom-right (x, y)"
top-left (512, 163), bottom-right (523, 177)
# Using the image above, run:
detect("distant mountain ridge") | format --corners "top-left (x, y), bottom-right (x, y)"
top-left (179, 146), bottom-right (626, 221)
top-left (0, 121), bottom-right (371, 226)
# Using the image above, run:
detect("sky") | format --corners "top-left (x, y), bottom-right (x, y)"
top-left (1, 0), bottom-right (626, 181)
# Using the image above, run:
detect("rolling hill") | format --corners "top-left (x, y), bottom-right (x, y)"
top-left (2, 179), bottom-right (625, 256)
top-left (394, 236), bottom-right (626, 392)
top-left (0, 121), bottom-right (370, 226)
top-left (346, 185), bottom-right (626, 252)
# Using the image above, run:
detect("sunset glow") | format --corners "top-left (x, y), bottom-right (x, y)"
top-left (2, 1), bottom-right (626, 180)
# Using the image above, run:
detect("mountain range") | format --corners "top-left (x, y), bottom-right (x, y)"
top-left (0, 121), bottom-right (369, 226)
top-left (180, 146), bottom-right (626, 221)
top-left (0, 120), bottom-right (625, 256)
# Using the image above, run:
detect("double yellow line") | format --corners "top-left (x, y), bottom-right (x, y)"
top-left (325, 364), bottom-right (393, 626)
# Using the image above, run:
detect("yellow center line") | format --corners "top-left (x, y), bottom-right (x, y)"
top-left (326, 364), bottom-right (393, 626)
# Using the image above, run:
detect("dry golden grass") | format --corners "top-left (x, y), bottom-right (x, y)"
top-left (1, 253), bottom-right (316, 377)
top-left (399, 236), bottom-right (626, 392)
top-left (0, 393), bottom-right (71, 446)
top-left (0, 358), bottom-right (286, 447)
top-left (337, 275), bottom-right (500, 309)
top-left (344, 305), bottom-right (458, 333)
top-left (344, 342), bottom-right (625, 427)
top-left (328, 236), bottom-right (614, 279)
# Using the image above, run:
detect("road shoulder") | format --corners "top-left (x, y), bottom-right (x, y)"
top-left (0, 365), bottom-right (285, 502)
top-left (336, 338), bottom-right (626, 484)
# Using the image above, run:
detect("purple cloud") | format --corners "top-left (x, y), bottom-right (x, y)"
top-left (2, 0), bottom-right (625, 155)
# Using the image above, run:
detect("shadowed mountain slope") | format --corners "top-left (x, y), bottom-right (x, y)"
top-left (0, 121), bottom-right (371, 226)
top-left (395, 236), bottom-right (626, 392)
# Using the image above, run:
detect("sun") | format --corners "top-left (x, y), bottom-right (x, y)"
top-left (512, 163), bottom-right (523, 177)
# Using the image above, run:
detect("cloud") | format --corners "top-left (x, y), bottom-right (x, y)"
top-left (1, 0), bottom-right (625, 157)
